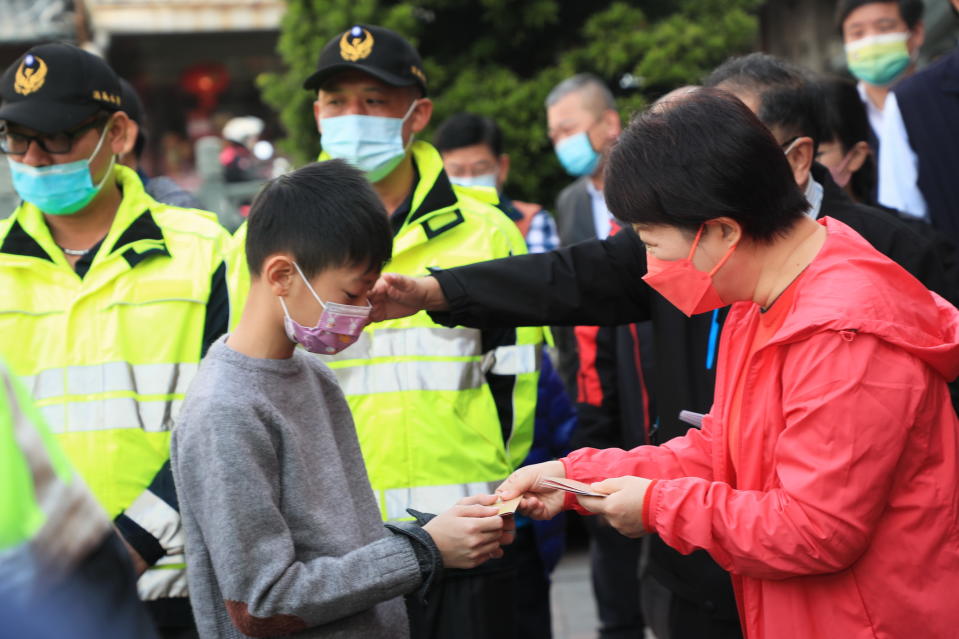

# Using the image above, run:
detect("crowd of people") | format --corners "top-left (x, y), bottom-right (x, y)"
top-left (1, 1), bottom-right (958, 638)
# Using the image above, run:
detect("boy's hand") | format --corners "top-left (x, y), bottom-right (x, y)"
top-left (496, 460), bottom-right (567, 521)
top-left (424, 495), bottom-right (508, 569)
top-left (369, 274), bottom-right (448, 322)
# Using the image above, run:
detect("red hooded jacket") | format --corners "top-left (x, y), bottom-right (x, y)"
top-left (562, 217), bottom-right (959, 639)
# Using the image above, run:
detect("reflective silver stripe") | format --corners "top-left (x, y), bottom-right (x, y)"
top-left (331, 360), bottom-right (486, 396)
top-left (382, 481), bottom-right (501, 521)
top-left (483, 344), bottom-right (543, 376)
top-left (123, 490), bottom-right (183, 554)
top-left (321, 326), bottom-right (482, 362)
top-left (22, 362), bottom-right (198, 402)
top-left (39, 397), bottom-right (182, 433)
top-left (138, 554), bottom-right (188, 601)
top-left (4, 369), bottom-right (109, 570)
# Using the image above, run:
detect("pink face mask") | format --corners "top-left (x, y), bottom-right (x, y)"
top-left (642, 224), bottom-right (738, 317)
top-left (279, 262), bottom-right (371, 355)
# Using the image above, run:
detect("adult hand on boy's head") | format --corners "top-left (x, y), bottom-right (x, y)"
top-left (423, 498), bottom-right (507, 569)
top-left (369, 274), bottom-right (448, 322)
top-left (496, 460), bottom-right (567, 521)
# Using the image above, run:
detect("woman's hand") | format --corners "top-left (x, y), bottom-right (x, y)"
top-left (496, 460), bottom-right (567, 521)
top-left (576, 476), bottom-right (653, 538)
top-left (423, 494), bottom-right (509, 569)
top-left (368, 273), bottom-right (448, 322)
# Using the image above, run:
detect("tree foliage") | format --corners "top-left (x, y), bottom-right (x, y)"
top-left (260, 0), bottom-right (762, 203)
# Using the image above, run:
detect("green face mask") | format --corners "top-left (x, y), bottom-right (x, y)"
top-left (845, 32), bottom-right (912, 87)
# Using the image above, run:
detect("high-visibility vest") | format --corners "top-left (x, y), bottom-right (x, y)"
top-left (0, 165), bottom-right (230, 600)
top-left (228, 142), bottom-right (545, 520)
top-left (0, 359), bottom-right (109, 595)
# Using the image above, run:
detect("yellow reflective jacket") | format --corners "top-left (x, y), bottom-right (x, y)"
top-left (228, 142), bottom-right (544, 520)
top-left (0, 165), bottom-right (231, 608)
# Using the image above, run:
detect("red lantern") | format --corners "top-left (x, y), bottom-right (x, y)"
top-left (180, 63), bottom-right (230, 113)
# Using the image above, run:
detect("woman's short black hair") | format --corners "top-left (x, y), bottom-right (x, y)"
top-left (245, 160), bottom-right (392, 278)
top-left (604, 88), bottom-right (809, 243)
top-left (819, 76), bottom-right (878, 204)
top-left (836, 0), bottom-right (924, 33)
top-left (433, 112), bottom-right (504, 156)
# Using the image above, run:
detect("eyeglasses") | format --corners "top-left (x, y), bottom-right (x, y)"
top-left (0, 116), bottom-right (109, 155)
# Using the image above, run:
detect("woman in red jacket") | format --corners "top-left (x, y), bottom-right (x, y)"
top-left (499, 88), bottom-right (959, 639)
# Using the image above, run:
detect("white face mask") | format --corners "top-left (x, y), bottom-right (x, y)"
top-left (448, 172), bottom-right (497, 189)
top-left (318, 100), bottom-right (418, 182)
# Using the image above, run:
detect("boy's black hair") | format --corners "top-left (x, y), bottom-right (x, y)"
top-left (604, 88), bottom-right (808, 243)
top-left (433, 112), bottom-right (503, 157)
top-left (836, 0), bottom-right (924, 33)
top-left (245, 160), bottom-right (392, 278)
top-left (704, 53), bottom-right (829, 153)
top-left (819, 75), bottom-right (878, 204)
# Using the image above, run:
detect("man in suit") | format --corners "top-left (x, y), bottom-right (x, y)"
top-left (547, 73), bottom-right (623, 248)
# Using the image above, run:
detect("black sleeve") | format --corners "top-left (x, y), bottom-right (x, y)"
top-left (891, 214), bottom-right (959, 308)
top-left (429, 226), bottom-right (652, 329)
top-left (114, 460), bottom-right (179, 566)
top-left (202, 261), bottom-right (229, 356)
top-left (481, 326), bottom-right (520, 447)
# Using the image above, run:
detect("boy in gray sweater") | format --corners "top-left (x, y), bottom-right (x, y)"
top-left (171, 161), bottom-right (512, 639)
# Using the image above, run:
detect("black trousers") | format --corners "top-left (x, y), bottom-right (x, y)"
top-left (583, 515), bottom-right (646, 639)
top-left (640, 573), bottom-right (742, 639)
top-left (409, 532), bottom-right (518, 639)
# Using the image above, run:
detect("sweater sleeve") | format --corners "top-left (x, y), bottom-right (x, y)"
top-left (172, 405), bottom-right (423, 637)
top-left (646, 332), bottom-right (921, 580)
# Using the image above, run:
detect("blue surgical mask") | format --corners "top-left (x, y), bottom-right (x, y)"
top-left (449, 172), bottom-right (498, 189)
top-left (7, 123), bottom-right (116, 216)
top-left (319, 101), bottom-right (417, 182)
top-left (555, 131), bottom-right (600, 177)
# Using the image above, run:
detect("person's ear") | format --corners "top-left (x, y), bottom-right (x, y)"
top-left (604, 109), bottom-right (622, 140)
top-left (846, 141), bottom-right (871, 174)
top-left (710, 217), bottom-right (743, 249)
top-left (313, 98), bottom-right (323, 133)
top-left (497, 153), bottom-right (510, 187)
top-left (785, 137), bottom-right (815, 189)
top-left (119, 118), bottom-right (139, 157)
top-left (408, 97), bottom-right (433, 136)
top-left (263, 255), bottom-right (296, 297)
top-left (908, 21), bottom-right (925, 55)
top-left (106, 112), bottom-right (131, 156)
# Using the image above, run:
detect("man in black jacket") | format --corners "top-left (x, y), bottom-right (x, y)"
top-left (371, 60), bottom-right (957, 639)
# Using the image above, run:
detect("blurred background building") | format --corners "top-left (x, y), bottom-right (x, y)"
top-left (0, 0), bottom-right (286, 224)
top-left (0, 0), bottom-right (954, 222)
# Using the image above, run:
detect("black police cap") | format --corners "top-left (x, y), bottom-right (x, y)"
top-left (303, 25), bottom-right (428, 96)
top-left (0, 43), bottom-right (122, 134)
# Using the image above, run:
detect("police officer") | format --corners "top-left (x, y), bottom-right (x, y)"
top-left (0, 359), bottom-right (158, 639)
top-left (0, 43), bottom-right (231, 637)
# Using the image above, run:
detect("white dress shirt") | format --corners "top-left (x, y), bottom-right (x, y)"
top-left (585, 179), bottom-right (615, 239)
top-left (876, 92), bottom-right (928, 220)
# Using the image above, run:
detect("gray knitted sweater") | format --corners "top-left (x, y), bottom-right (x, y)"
top-left (171, 337), bottom-right (431, 638)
